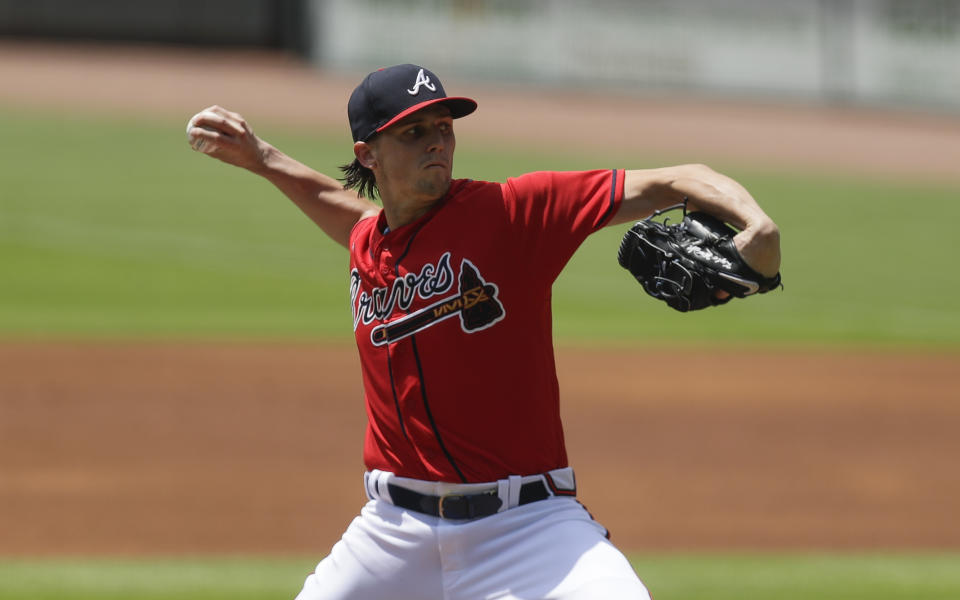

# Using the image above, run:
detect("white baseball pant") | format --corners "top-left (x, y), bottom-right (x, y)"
top-left (294, 469), bottom-right (650, 600)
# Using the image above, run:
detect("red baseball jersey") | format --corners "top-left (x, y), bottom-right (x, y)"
top-left (348, 169), bottom-right (624, 483)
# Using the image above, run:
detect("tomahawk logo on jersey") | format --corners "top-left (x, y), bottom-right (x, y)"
top-left (365, 259), bottom-right (505, 346)
top-left (351, 253), bottom-right (506, 346)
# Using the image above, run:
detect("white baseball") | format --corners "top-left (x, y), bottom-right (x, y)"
top-left (185, 111), bottom-right (219, 153)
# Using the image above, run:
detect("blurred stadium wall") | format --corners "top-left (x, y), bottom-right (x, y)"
top-left (1, 0), bottom-right (957, 111)
top-left (311, 0), bottom-right (959, 111)
top-left (0, 0), bottom-right (311, 53)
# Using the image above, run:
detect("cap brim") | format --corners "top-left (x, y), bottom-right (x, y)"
top-left (375, 97), bottom-right (478, 134)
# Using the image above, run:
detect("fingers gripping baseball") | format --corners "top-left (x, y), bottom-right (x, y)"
top-left (186, 105), bottom-right (265, 170)
top-left (186, 105), bottom-right (237, 152)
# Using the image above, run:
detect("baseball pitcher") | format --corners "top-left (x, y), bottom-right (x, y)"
top-left (186, 64), bottom-right (781, 600)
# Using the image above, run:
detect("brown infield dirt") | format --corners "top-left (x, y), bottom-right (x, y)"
top-left (1, 42), bottom-right (959, 556)
top-left (1, 343), bottom-right (959, 555)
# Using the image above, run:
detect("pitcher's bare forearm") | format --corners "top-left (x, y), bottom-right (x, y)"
top-left (187, 105), bottom-right (378, 248)
top-left (251, 143), bottom-right (378, 247)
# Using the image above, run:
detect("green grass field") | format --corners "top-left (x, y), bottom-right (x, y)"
top-left (2, 109), bottom-right (959, 598)
top-left (2, 109), bottom-right (958, 346)
top-left (2, 554), bottom-right (959, 600)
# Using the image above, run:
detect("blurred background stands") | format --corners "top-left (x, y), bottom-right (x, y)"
top-left (0, 0), bottom-right (958, 113)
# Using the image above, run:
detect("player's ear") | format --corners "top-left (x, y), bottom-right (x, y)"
top-left (354, 142), bottom-right (377, 169)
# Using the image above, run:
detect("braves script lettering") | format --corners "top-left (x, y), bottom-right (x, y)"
top-left (351, 252), bottom-right (454, 330)
top-left (366, 258), bottom-right (506, 346)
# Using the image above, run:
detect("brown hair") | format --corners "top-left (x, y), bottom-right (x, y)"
top-left (338, 158), bottom-right (378, 200)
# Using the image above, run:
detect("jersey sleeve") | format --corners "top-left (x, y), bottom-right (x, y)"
top-left (501, 169), bottom-right (624, 283)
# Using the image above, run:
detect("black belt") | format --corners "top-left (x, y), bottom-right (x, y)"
top-left (386, 479), bottom-right (550, 520)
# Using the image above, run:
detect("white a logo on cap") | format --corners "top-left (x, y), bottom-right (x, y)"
top-left (407, 68), bottom-right (437, 95)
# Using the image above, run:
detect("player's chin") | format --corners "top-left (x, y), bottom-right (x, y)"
top-left (416, 171), bottom-right (452, 197)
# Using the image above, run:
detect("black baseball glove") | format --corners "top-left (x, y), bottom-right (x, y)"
top-left (617, 204), bottom-right (782, 312)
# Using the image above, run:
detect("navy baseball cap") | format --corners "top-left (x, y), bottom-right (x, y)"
top-left (347, 64), bottom-right (477, 142)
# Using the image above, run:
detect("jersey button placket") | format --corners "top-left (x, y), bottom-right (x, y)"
top-left (379, 246), bottom-right (393, 277)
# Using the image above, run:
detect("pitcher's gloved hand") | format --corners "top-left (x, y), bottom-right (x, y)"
top-left (618, 206), bottom-right (782, 312)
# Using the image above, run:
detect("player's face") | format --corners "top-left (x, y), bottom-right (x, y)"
top-left (372, 105), bottom-right (456, 204)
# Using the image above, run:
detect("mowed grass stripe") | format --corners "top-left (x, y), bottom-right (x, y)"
top-left (631, 553), bottom-right (960, 600)
top-left (2, 109), bottom-right (958, 345)
top-left (1, 554), bottom-right (959, 600)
